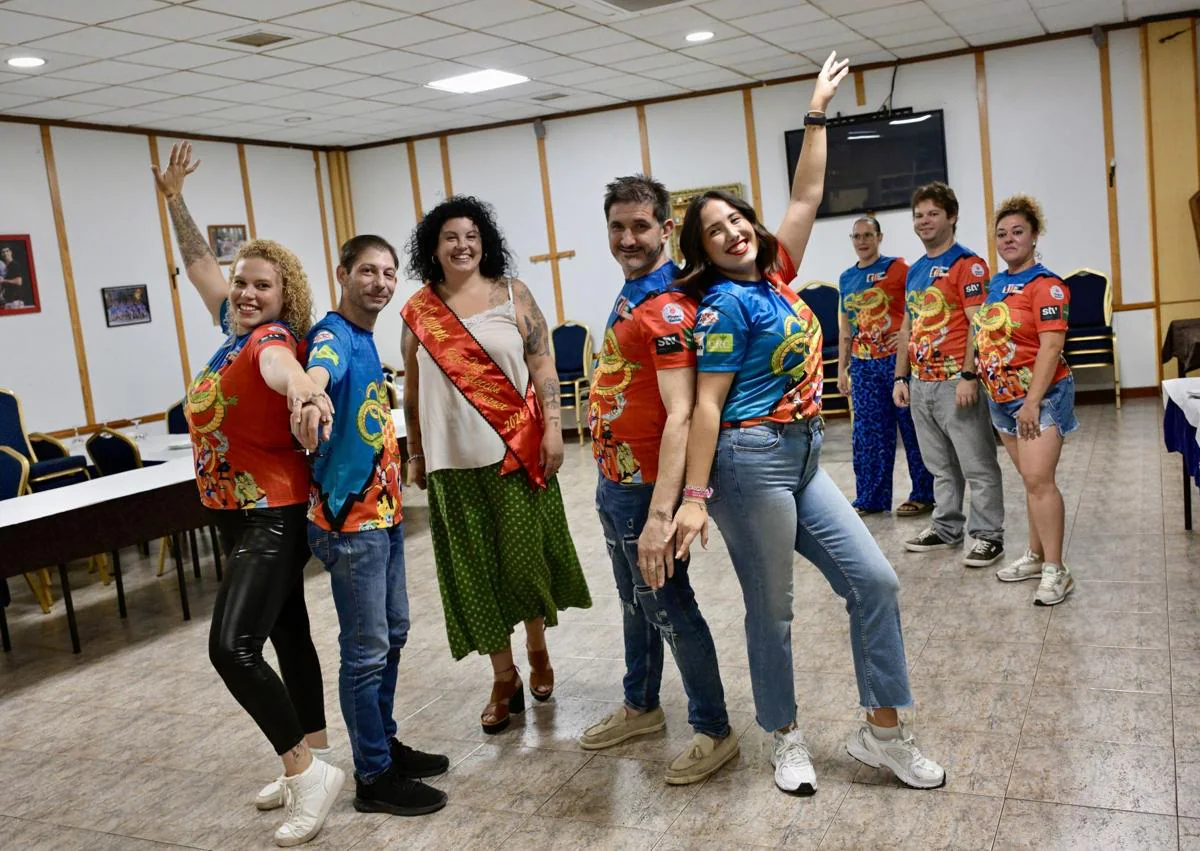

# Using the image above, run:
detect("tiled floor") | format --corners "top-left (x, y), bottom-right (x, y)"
top-left (1, 397), bottom-right (1196, 850)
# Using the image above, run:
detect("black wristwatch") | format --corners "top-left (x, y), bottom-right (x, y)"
top-left (803, 112), bottom-right (827, 127)
top-left (959, 371), bottom-right (978, 381)
top-left (893, 376), bottom-right (909, 385)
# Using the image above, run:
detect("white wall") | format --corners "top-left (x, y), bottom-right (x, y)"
top-left (413, 137), bottom-right (447, 213)
top-left (0, 127), bottom-right (344, 434)
top-left (0, 123), bottom-right (86, 433)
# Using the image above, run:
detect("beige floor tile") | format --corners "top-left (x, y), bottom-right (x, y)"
top-left (506, 814), bottom-right (661, 848)
top-left (535, 753), bottom-right (699, 831)
top-left (1034, 644), bottom-right (1171, 692)
top-left (992, 799), bottom-right (1177, 850)
top-left (1043, 608), bottom-right (1169, 650)
top-left (1019, 684), bottom-right (1174, 746)
top-left (0, 815), bottom-right (179, 850)
top-left (853, 726), bottom-right (1019, 798)
top-left (818, 785), bottom-right (1003, 850)
top-left (1064, 579), bottom-right (1168, 613)
top-left (433, 743), bottom-right (591, 814)
top-left (1179, 746), bottom-right (1200, 819)
top-left (1181, 817), bottom-right (1200, 850)
top-left (909, 639), bottom-right (1039, 685)
top-left (908, 679), bottom-right (1030, 735)
top-left (349, 806), bottom-right (527, 850)
top-left (1007, 739), bottom-right (1176, 815)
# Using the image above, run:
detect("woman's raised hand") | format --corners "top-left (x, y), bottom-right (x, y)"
top-left (151, 141), bottom-right (200, 200)
top-left (811, 51), bottom-right (851, 113)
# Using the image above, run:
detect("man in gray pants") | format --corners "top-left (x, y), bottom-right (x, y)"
top-left (893, 182), bottom-right (1005, 568)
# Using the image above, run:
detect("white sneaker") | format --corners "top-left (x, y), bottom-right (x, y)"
top-left (256, 746), bottom-right (332, 810)
top-left (274, 757), bottom-right (346, 847)
top-left (846, 723), bottom-right (945, 789)
top-left (996, 550), bottom-right (1043, 582)
top-left (771, 728), bottom-right (817, 795)
top-left (1034, 563), bottom-right (1074, 606)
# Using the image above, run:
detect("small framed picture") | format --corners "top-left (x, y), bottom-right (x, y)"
top-left (207, 224), bottom-right (248, 265)
top-left (102, 285), bottom-right (152, 328)
top-left (0, 234), bottom-right (41, 316)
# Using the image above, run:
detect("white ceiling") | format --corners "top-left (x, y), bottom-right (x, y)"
top-left (0, 0), bottom-right (1193, 147)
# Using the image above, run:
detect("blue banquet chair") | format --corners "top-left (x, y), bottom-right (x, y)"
top-left (797, 282), bottom-right (848, 418)
top-left (1063, 268), bottom-right (1121, 409)
top-left (552, 321), bottom-right (593, 443)
top-left (0, 444), bottom-right (54, 625)
top-left (0, 388), bottom-right (90, 491)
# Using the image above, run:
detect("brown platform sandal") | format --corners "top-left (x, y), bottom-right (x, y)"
top-left (481, 666), bottom-right (525, 735)
top-left (527, 646), bottom-right (554, 702)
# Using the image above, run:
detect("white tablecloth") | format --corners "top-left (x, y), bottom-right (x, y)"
top-left (1162, 377), bottom-right (1200, 452)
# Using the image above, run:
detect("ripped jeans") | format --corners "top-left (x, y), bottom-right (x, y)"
top-left (596, 478), bottom-right (730, 738)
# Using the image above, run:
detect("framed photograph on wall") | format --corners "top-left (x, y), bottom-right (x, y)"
top-left (667, 184), bottom-right (743, 265)
top-left (207, 224), bottom-right (248, 265)
top-left (101, 285), bottom-right (151, 328)
top-left (0, 234), bottom-right (41, 316)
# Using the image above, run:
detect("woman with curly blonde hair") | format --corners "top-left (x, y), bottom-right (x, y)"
top-left (973, 194), bottom-right (1076, 606)
top-left (154, 142), bottom-right (343, 847)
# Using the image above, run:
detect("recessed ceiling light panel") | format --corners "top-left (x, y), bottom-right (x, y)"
top-left (7, 56), bottom-right (46, 68)
top-left (426, 69), bottom-right (529, 95)
top-left (685, 31), bottom-right (714, 43)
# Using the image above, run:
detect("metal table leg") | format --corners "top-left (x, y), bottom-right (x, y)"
top-left (112, 549), bottom-right (126, 619)
top-left (58, 563), bottom-right (80, 654)
top-left (208, 525), bottom-right (222, 581)
top-left (1186, 456), bottom-right (1194, 532)
top-left (188, 529), bottom-right (201, 579)
top-left (172, 533), bottom-right (191, 621)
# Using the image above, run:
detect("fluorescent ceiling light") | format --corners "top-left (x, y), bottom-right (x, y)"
top-left (889, 114), bottom-right (931, 125)
top-left (426, 69), bottom-right (528, 94)
top-left (7, 56), bottom-right (45, 68)
top-left (686, 31), bottom-right (714, 42)
top-left (848, 133), bottom-right (881, 140)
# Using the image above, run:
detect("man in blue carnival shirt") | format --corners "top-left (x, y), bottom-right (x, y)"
top-left (291, 235), bottom-right (448, 819)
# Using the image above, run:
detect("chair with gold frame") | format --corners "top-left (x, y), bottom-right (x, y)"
top-left (551, 321), bottom-right (593, 443)
top-left (0, 388), bottom-right (90, 491)
top-left (796, 281), bottom-right (850, 418)
top-left (1063, 268), bottom-right (1121, 409)
top-left (0, 445), bottom-right (55, 616)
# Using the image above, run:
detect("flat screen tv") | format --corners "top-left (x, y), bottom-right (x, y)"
top-left (785, 108), bottom-right (948, 219)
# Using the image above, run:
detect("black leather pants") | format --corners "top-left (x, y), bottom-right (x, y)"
top-left (208, 504), bottom-right (326, 755)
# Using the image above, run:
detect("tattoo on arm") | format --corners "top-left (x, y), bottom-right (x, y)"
top-left (514, 283), bottom-right (551, 357)
top-left (167, 195), bottom-right (216, 268)
top-left (541, 376), bottom-right (560, 423)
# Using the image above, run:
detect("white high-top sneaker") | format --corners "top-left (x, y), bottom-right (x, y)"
top-left (274, 757), bottom-right (346, 848)
top-left (256, 746), bottom-right (333, 811)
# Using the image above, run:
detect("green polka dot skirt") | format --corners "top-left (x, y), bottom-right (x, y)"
top-left (427, 462), bottom-right (592, 660)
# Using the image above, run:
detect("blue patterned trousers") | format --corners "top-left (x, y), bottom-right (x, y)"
top-left (849, 354), bottom-right (934, 512)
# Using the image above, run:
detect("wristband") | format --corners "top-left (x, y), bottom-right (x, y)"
top-left (681, 497), bottom-right (708, 508)
top-left (682, 485), bottom-right (713, 500)
top-left (893, 376), bottom-right (909, 385)
top-left (408, 454), bottom-right (424, 461)
top-left (959, 371), bottom-right (978, 381)
top-left (803, 112), bottom-right (827, 127)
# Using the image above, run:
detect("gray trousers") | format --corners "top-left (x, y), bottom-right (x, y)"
top-left (908, 379), bottom-right (1004, 544)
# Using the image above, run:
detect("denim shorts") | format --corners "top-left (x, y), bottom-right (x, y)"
top-left (988, 375), bottom-right (1078, 438)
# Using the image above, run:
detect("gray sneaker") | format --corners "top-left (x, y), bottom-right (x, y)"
top-left (996, 549), bottom-right (1043, 582)
top-left (1033, 564), bottom-right (1074, 606)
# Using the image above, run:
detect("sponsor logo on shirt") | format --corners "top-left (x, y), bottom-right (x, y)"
top-left (615, 296), bottom-right (632, 320)
top-left (694, 332), bottom-right (706, 354)
top-left (964, 281), bottom-right (983, 298)
top-left (654, 333), bottom-right (683, 354)
top-left (1049, 284), bottom-right (1065, 300)
top-left (928, 265), bottom-right (949, 278)
top-left (311, 343), bottom-right (340, 365)
top-left (866, 271), bottom-right (885, 283)
top-left (1003, 284), bottom-right (1023, 294)
top-left (312, 330), bottom-right (335, 344)
top-left (705, 333), bottom-right (734, 354)
top-left (661, 302), bottom-right (684, 324)
top-left (1040, 305), bottom-right (1062, 321)
top-left (970, 262), bottom-right (986, 278)
top-left (696, 308), bottom-right (719, 327)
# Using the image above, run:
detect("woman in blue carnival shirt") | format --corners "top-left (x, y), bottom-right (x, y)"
top-left (671, 53), bottom-right (945, 797)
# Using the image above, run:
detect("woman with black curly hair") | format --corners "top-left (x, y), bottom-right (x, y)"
top-left (400, 196), bottom-right (591, 734)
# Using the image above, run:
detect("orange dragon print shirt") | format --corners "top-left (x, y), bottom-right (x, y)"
top-left (973, 263), bottom-right (1071, 404)
top-left (905, 243), bottom-right (990, 381)
top-left (838, 255), bottom-right (909, 359)
top-left (185, 304), bottom-right (310, 510)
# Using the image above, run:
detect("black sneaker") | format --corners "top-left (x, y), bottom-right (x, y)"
top-left (390, 737), bottom-right (450, 779)
top-left (963, 539), bottom-right (1004, 568)
top-left (904, 526), bottom-right (959, 552)
top-left (354, 768), bottom-right (447, 817)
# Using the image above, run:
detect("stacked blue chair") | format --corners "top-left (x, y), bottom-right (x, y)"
top-left (1063, 269), bottom-right (1121, 409)
top-left (0, 388), bottom-right (90, 490)
top-left (797, 282), bottom-right (849, 417)
top-left (552, 322), bottom-right (593, 443)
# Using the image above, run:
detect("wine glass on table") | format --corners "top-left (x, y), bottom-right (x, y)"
top-left (130, 418), bottom-right (146, 441)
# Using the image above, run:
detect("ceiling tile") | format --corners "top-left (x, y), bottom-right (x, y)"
top-left (76, 106), bottom-right (175, 125)
top-left (318, 75), bottom-right (408, 98)
top-left (408, 30), bottom-right (512, 60)
top-left (730, 4), bottom-right (830, 33)
top-left (120, 41), bottom-right (245, 69)
top-left (385, 59), bottom-right (476, 84)
top-left (963, 22), bottom-right (1047, 45)
top-left (1033, 0), bottom-right (1124, 31)
top-left (594, 77), bottom-right (687, 98)
top-left (876, 24), bottom-right (960, 47)
top-left (425, 0), bottom-right (549, 28)
top-left (610, 5), bottom-right (719, 37)
top-left (213, 80), bottom-right (301, 102)
top-left (368, 85), bottom-right (450, 106)
top-left (638, 25), bottom-right (743, 50)
top-left (145, 94), bottom-right (236, 114)
top-left (573, 39), bottom-right (666, 65)
top-left (265, 65), bottom-right (368, 89)
top-left (47, 59), bottom-right (164, 84)
top-left (143, 114), bottom-right (231, 132)
top-left (460, 43), bottom-right (557, 70)
top-left (950, 11), bottom-right (1042, 36)
top-left (508, 55), bottom-right (594, 78)
top-left (890, 36), bottom-right (968, 57)
top-left (202, 102), bottom-right (291, 121)
top-left (0, 91), bottom-right (44, 110)
top-left (310, 97), bottom-right (400, 115)
top-left (344, 16), bottom-right (464, 48)
top-left (488, 10), bottom-right (595, 41)
top-left (675, 68), bottom-right (754, 89)
top-left (550, 65), bottom-right (632, 87)
top-left (810, 0), bottom-right (913, 12)
top-left (199, 53), bottom-right (310, 80)
top-left (6, 99), bottom-right (109, 119)
top-left (0, 45), bottom-right (97, 73)
top-left (0, 74), bottom-right (100, 97)
top-left (25, 27), bottom-right (169, 59)
top-left (737, 53), bottom-right (819, 77)
top-left (355, 0), bottom-right (459, 12)
top-left (264, 89), bottom-right (351, 110)
top-left (681, 34), bottom-right (774, 60)
top-left (330, 48), bottom-right (430, 75)
top-left (759, 19), bottom-right (857, 51)
top-left (188, 0), bottom-right (333, 17)
top-left (698, 0), bottom-right (796, 16)
top-left (105, 6), bottom-right (246, 39)
top-left (531, 26), bottom-right (632, 54)
top-left (64, 86), bottom-right (170, 107)
top-left (620, 51), bottom-right (701, 73)
top-left (266, 35), bottom-right (381, 64)
top-left (128, 70), bottom-right (236, 94)
top-left (272, 2), bottom-right (406, 35)
top-left (1126, 0), bottom-right (1200, 17)
top-left (0, 8), bottom-right (83, 43)
top-left (2, 0), bottom-right (169, 25)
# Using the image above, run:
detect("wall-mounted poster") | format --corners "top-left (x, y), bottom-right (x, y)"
top-left (207, 224), bottom-right (248, 265)
top-left (0, 234), bottom-right (41, 316)
top-left (667, 184), bottom-right (744, 265)
top-left (102, 285), bottom-right (151, 328)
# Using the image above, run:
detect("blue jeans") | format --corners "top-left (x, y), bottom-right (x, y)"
top-left (988, 375), bottom-right (1079, 438)
top-left (308, 522), bottom-right (409, 783)
top-left (595, 478), bottom-right (731, 738)
top-left (707, 419), bottom-right (912, 732)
